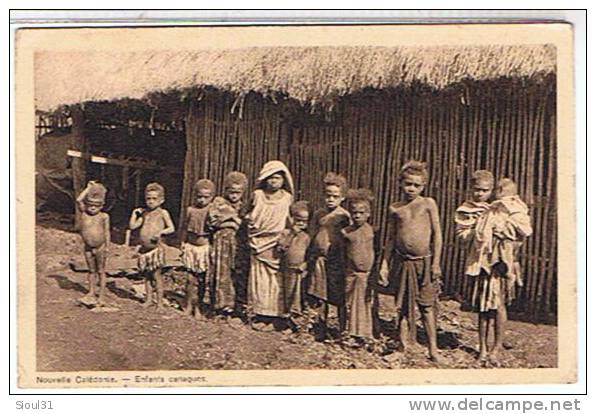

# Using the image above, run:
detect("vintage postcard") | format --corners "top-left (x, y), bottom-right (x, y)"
top-left (15, 23), bottom-right (576, 388)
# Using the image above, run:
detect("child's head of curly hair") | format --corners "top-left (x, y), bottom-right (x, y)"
top-left (85, 182), bottom-right (107, 205)
top-left (471, 170), bottom-right (494, 187)
top-left (193, 178), bottom-right (216, 194)
top-left (399, 160), bottom-right (428, 183)
top-left (496, 177), bottom-right (518, 198)
top-left (145, 182), bottom-right (165, 199)
top-left (323, 172), bottom-right (348, 195)
top-left (224, 171), bottom-right (248, 190)
top-left (290, 200), bottom-right (310, 218)
top-left (345, 188), bottom-right (374, 212)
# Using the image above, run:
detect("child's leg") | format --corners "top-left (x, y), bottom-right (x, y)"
top-left (338, 304), bottom-right (347, 334)
top-left (84, 250), bottom-right (97, 297)
top-left (395, 310), bottom-right (405, 343)
top-left (142, 272), bottom-right (153, 307)
top-left (284, 271), bottom-right (298, 316)
top-left (322, 302), bottom-right (331, 331)
top-left (292, 273), bottom-right (303, 316)
top-left (420, 304), bottom-right (440, 361)
top-left (310, 299), bottom-right (328, 339)
top-left (400, 310), bottom-right (417, 347)
top-left (184, 272), bottom-right (198, 315)
top-left (208, 272), bottom-right (218, 314)
top-left (371, 289), bottom-right (380, 339)
top-left (197, 272), bottom-right (207, 316)
top-left (490, 304), bottom-right (508, 357)
top-left (312, 300), bottom-right (326, 323)
top-left (154, 268), bottom-right (164, 309)
top-left (478, 312), bottom-right (490, 360)
top-left (96, 247), bottom-right (107, 304)
top-left (315, 302), bottom-right (329, 338)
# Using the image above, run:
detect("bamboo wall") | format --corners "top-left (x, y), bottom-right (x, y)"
top-left (182, 77), bottom-right (557, 319)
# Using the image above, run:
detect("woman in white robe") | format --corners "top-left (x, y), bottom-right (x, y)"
top-left (246, 161), bottom-right (294, 322)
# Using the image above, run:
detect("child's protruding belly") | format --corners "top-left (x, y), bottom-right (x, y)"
top-left (312, 230), bottom-right (330, 254)
top-left (394, 226), bottom-right (432, 258)
top-left (139, 222), bottom-right (163, 251)
top-left (80, 214), bottom-right (106, 248)
top-left (80, 225), bottom-right (105, 249)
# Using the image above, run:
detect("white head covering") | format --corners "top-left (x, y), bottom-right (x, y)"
top-left (256, 160), bottom-right (294, 194)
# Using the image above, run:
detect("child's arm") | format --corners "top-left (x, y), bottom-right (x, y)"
top-left (160, 209), bottom-right (176, 237)
top-left (178, 209), bottom-right (189, 246)
top-left (454, 210), bottom-right (476, 242)
top-left (75, 181), bottom-right (94, 212)
top-left (103, 213), bottom-right (111, 250)
top-left (244, 191), bottom-right (257, 216)
top-left (505, 212), bottom-right (533, 239)
top-left (129, 208), bottom-right (144, 230)
top-left (428, 198), bottom-right (443, 278)
top-left (371, 229), bottom-right (384, 284)
top-left (378, 212), bottom-right (395, 286)
top-left (293, 234), bottom-right (310, 272)
top-left (276, 229), bottom-right (291, 254)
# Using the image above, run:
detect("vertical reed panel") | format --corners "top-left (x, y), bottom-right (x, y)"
top-left (180, 79), bottom-right (557, 319)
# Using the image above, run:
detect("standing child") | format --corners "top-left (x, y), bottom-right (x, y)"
top-left (380, 161), bottom-right (443, 362)
top-left (473, 177), bottom-right (532, 362)
top-left (179, 179), bottom-right (215, 319)
top-left (454, 170), bottom-right (494, 360)
top-left (246, 160), bottom-right (294, 331)
top-left (307, 172), bottom-right (351, 337)
top-left (129, 183), bottom-right (175, 310)
top-left (76, 181), bottom-right (110, 306)
top-left (208, 172), bottom-right (248, 317)
top-left (276, 201), bottom-right (311, 326)
top-left (341, 189), bottom-right (377, 343)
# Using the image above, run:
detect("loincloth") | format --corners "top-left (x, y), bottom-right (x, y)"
top-left (388, 252), bottom-right (439, 311)
top-left (344, 270), bottom-right (373, 338)
top-left (307, 252), bottom-right (344, 305)
top-left (181, 242), bottom-right (211, 274)
top-left (470, 269), bottom-right (516, 312)
top-left (138, 246), bottom-right (165, 273)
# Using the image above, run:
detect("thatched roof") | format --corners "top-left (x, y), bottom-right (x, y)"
top-left (35, 44), bottom-right (556, 111)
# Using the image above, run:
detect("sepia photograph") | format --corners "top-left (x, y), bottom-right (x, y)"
top-left (15, 23), bottom-right (576, 388)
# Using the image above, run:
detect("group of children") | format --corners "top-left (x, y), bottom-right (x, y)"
top-left (75, 159), bottom-right (531, 363)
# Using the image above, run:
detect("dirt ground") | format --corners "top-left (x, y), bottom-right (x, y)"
top-left (36, 223), bottom-right (557, 372)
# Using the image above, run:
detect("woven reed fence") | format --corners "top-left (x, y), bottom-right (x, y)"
top-left (181, 77), bottom-right (557, 319)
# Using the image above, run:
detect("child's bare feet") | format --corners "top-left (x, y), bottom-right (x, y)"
top-left (343, 336), bottom-right (365, 348)
top-left (478, 344), bottom-right (488, 361)
top-left (400, 336), bottom-right (415, 351)
top-left (227, 317), bottom-right (245, 327)
top-left (96, 294), bottom-right (107, 306)
top-left (252, 321), bottom-right (274, 332)
top-left (79, 294), bottom-right (97, 307)
top-left (182, 306), bottom-right (193, 317)
top-left (429, 349), bottom-right (443, 363)
top-left (194, 307), bottom-right (206, 321)
top-left (142, 298), bottom-right (152, 308)
top-left (488, 346), bottom-right (503, 363)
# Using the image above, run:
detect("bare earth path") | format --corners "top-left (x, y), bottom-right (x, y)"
top-left (36, 225), bottom-right (557, 372)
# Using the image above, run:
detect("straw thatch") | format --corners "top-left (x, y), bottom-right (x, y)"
top-left (35, 45), bottom-right (556, 111)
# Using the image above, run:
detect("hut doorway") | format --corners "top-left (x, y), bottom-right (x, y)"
top-left (36, 107), bottom-right (187, 242)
